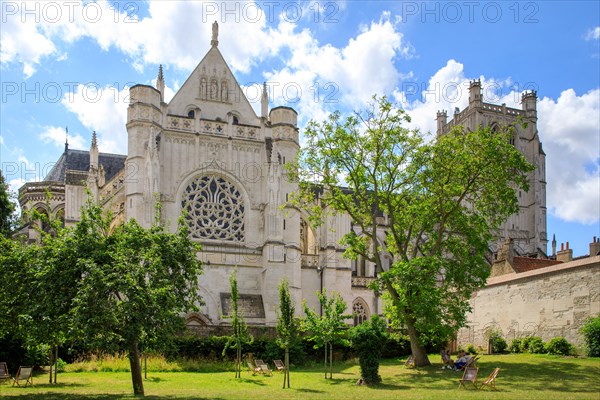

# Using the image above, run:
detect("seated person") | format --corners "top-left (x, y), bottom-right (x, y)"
top-left (453, 351), bottom-right (473, 370)
top-left (440, 350), bottom-right (454, 369)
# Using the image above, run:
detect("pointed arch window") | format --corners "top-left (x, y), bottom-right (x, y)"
top-left (353, 299), bottom-right (370, 326)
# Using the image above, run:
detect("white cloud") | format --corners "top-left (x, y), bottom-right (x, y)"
top-left (393, 60), bottom-right (519, 137)
top-left (1, 1), bottom-right (281, 77)
top-left (585, 26), bottom-right (600, 40)
top-left (39, 126), bottom-right (86, 149)
top-left (395, 60), bottom-right (600, 225)
top-left (538, 88), bottom-right (600, 224)
top-left (61, 84), bottom-right (129, 154)
top-left (0, 9), bottom-right (57, 78)
top-left (61, 79), bottom-right (179, 154)
top-left (265, 13), bottom-right (409, 125)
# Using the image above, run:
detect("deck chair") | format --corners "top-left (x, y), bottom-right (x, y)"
top-left (0, 362), bottom-right (10, 384)
top-left (12, 366), bottom-right (33, 387)
top-left (255, 359), bottom-right (265, 368)
top-left (458, 355), bottom-right (479, 371)
top-left (259, 363), bottom-right (272, 376)
top-left (440, 351), bottom-right (453, 369)
top-left (479, 367), bottom-right (500, 390)
top-left (273, 359), bottom-right (285, 371)
top-left (404, 354), bottom-right (415, 368)
top-left (458, 367), bottom-right (478, 389)
top-left (247, 361), bottom-right (261, 375)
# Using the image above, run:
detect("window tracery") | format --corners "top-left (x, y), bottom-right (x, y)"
top-left (353, 299), bottom-right (369, 326)
top-left (182, 175), bottom-right (245, 241)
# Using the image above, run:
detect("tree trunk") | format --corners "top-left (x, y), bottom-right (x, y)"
top-left (128, 340), bottom-right (145, 396)
top-left (405, 319), bottom-right (431, 367)
top-left (329, 343), bottom-right (333, 379)
top-left (48, 346), bottom-right (53, 384)
top-left (323, 343), bottom-right (328, 379)
top-left (236, 347), bottom-right (241, 379)
top-left (284, 346), bottom-right (290, 388)
top-left (54, 346), bottom-right (58, 384)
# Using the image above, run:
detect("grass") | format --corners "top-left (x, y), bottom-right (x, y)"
top-left (0, 354), bottom-right (598, 399)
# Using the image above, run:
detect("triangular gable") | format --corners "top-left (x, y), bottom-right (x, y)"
top-left (167, 45), bottom-right (259, 125)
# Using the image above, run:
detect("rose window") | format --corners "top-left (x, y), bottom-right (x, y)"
top-left (182, 175), bottom-right (245, 241)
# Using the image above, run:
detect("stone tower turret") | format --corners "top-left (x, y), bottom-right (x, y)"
top-left (468, 79), bottom-right (483, 108)
top-left (125, 84), bottom-right (162, 227)
top-left (436, 110), bottom-right (447, 136)
top-left (521, 90), bottom-right (537, 121)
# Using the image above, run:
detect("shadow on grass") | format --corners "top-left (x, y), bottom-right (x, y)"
top-left (386, 357), bottom-right (600, 393)
top-left (0, 394), bottom-right (227, 400)
top-left (369, 382), bottom-right (409, 391)
top-left (237, 377), bottom-right (267, 386)
top-left (294, 388), bottom-right (325, 394)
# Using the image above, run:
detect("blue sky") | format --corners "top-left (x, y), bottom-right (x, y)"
top-left (1, 0), bottom-right (599, 256)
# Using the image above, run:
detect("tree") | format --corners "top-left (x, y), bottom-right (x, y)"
top-left (291, 96), bottom-right (533, 366)
top-left (51, 199), bottom-right (202, 396)
top-left (276, 278), bottom-right (299, 388)
top-left (0, 235), bottom-right (37, 339)
top-left (349, 315), bottom-right (387, 385)
top-left (0, 171), bottom-right (17, 237)
top-left (302, 289), bottom-right (349, 379)
top-left (223, 267), bottom-right (252, 378)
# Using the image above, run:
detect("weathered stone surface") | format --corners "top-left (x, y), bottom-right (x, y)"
top-left (458, 257), bottom-right (600, 347)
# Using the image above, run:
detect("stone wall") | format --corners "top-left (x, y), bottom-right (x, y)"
top-left (458, 256), bottom-right (600, 348)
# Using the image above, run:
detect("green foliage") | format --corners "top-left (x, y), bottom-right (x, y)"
top-left (349, 315), bottom-right (387, 385)
top-left (493, 337), bottom-right (507, 353)
top-left (466, 344), bottom-right (478, 355)
top-left (55, 357), bottom-right (67, 372)
top-left (0, 236), bottom-right (38, 339)
top-left (290, 96), bottom-right (534, 366)
top-left (0, 171), bottom-right (17, 237)
top-left (579, 314), bottom-right (600, 357)
top-left (302, 289), bottom-right (350, 378)
top-left (276, 279), bottom-right (299, 388)
top-left (509, 338), bottom-right (522, 353)
top-left (24, 343), bottom-right (51, 367)
top-left (545, 337), bottom-right (574, 356)
top-left (276, 279), bottom-right (299, 349)
top-left (3, 196), bottom-right (204, 395)
top-left (223, 268), bottom-right (252, 378)
top-left (523, 336), bottom-right (545, 354)
top-left (486, 328), bottom-right (507, 353)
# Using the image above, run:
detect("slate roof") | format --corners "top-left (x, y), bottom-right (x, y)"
top-left (512, 256), bottom-right (563, 273)
top-left (44, 149), bottom-right (126, 183)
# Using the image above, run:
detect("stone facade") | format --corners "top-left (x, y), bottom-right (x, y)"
top-left (458, 254), bottom-right (600, 347)
top-left (437, 80), bottom-right (547, 257)
top-left (18, 25), bottom-right (383, 331)
top-left (18, 23), bottom-right (551, 335)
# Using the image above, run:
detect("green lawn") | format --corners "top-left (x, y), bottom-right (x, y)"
top-left (1, 354), bottom-right (598, 399)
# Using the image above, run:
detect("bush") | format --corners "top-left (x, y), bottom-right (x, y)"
top-left (519, 336), bottom-right (532, 353)
top-left (580, 314), bottom-right (600, 357)
top-left (545, 337), bottom-right (574, 356)
top-left (485, 328), bottom-right (507, 353)
top-left (55, 357), bottom-right (67, 372)
top-left (509, 339), bottom-right (522, 353)
top-left (466, 344), bottom-right (478, 355)
top-left (492, 336), bottom-right (507, 353)
top-left (349, 315), bottom-right (387, 385)
top-left (526, 336), bottom-right (545, 354)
